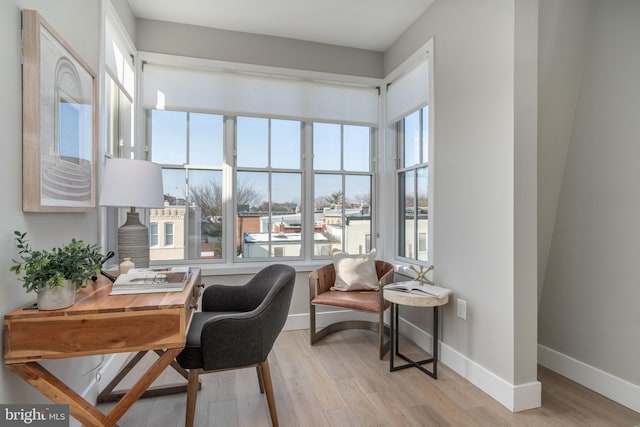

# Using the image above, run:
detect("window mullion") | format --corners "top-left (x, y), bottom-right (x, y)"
top-left (302, 122), bottom-right (314, 260)
top-left (224, 115), bottom-right (236, 262)
top-left (413, 170), bottom-right (419, 261)
top-left (183, 114), bottom-right (190, 254)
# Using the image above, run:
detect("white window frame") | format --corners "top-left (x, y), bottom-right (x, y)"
top-left (311, 122), bottom-right (376, 258)
top-left (150, 222), bottom-right (159, 247)
top-left (164, 222), bottom-right (174, 247)
top-left (234, 116), bottom-right (304, 261)
top-left (125, 52), bottom-right (384, 271)
top-left (100, 3), bottom-right (140, 266)
top-left (383, 39), bottom-right (434, 267)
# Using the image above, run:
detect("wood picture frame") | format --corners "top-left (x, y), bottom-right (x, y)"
top-left (22, 10), bottom-right (97, 212)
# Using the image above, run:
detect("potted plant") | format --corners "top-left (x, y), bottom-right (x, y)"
top-left (10, 231), bottom-right (104, 310)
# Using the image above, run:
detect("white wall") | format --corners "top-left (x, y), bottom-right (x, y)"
top-left (538, 0), bottom-right (640, 411)
top-left (0, 0), bottom-right (101, 408)
top-left (110, 0), bottom-right (136, 41)
top-left (537, 0), bottom-right (593, 299)
top-left (135, 18), bottom-right (384, 79)
top-left (385, 0), bottom-right (540, 411)
top-left (513, 0), bottom-right (539, 387)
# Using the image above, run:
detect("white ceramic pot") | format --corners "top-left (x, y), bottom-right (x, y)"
top-left (37, 279), bottom-right (75, 310)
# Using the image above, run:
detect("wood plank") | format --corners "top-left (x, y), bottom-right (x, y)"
top-left (5, 309), bottom-right (184, 361)
top-left (4, 270), bottom-right (201, 363)
top-left (96, 329), bottom-right (640, 427)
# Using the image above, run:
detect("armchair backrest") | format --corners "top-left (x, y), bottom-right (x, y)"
top-left (252, 264), bottom-right (296, 358)
top-left (199, 264), bottom-right (296, 369)
top-left (310, 260), bottom-right (394, 297)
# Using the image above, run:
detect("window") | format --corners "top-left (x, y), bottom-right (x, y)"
top-left (397, 107), bottom-right (429, 262)
top-left (102, 12), bottom-right (137, 261)
top-left (418, 232), bottom-right (427, 252)
top-left (164, 223), bottom-right (174, 246)
top-left (150, 223), bottom-right (159, 247)
top-left (104, 16), bottom-right (134, 159)
top-left (140, 58), bottom-right (380, 265)
top-left (149, 110), bottom-right (224, 262)
top-left (105, 75), bottom-right (133, 158)
top-left (385, 42), bottom-right (432, 264)
top-left (236, 117), bottom-right (302, 259)
top-left (145, 109), bottom-right (376, 264)
top-left (313, 123), bottom-right (373, 256)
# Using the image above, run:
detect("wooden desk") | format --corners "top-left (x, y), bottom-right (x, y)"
top-left (3, 268), bottom-right (202, 427)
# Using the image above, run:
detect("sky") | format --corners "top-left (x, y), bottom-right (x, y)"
top-left (150, 110), bottom-right (373, 206)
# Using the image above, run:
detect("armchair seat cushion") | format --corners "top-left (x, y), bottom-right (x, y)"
top-left (311, 289), bottom-right (390, 313)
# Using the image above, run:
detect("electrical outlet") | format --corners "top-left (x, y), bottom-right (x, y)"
top-left (457, 298), bottom-right (467, 320)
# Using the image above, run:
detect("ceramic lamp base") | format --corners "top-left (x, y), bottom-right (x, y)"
top-left (118, 211), bottom-right (150, 268)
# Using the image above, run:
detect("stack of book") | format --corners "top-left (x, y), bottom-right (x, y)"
top-left (110, 267), bottom-right (191, 295)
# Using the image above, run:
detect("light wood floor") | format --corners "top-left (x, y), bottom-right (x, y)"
top-left (98, 329), bottom-right (639, 427)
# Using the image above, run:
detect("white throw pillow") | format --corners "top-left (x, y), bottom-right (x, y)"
top-left (331, 249), bottom-right (379, 291)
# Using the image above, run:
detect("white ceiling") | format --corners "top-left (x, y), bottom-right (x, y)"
top-left (127, 0), bottom-right (434, 52)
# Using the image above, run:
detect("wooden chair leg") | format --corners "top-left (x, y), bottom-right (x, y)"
top-left (259, 360), bottom-right (279, 427)
top-left (185, 369), bottom-right (200, 427)
top-left (256, 365), bottom-right (265, 393)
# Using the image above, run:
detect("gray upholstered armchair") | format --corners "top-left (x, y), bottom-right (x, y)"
top-left (176, 264), bottom-right (296, 427)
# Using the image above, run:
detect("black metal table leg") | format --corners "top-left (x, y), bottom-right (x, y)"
top-left (389, 302), bottom-right (439, 379)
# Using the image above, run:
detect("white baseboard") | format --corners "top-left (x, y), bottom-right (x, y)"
top-left (290, 309), bottom-right (541, 412)
top-left (439, 341), bottom-right (541, 412)
top-left (96, 353), bottom-right (131, 392)
top-left (395, 314), bottom-right (434, 354)
top-left (71, 353), bottom-right (130, 427)
top-left (538, 344), bottom-right (640, 413)
top-left (79, 353), bottom-right (131, 402)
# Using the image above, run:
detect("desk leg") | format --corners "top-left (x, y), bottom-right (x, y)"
top-left (8, 348), bottom-right (183, 427)
top-left (9, 363), bottom-right (107, 427)
top-left (97, 349), bottom-right (199, 403)
top-left (103, 348), bottom-right (182, 426)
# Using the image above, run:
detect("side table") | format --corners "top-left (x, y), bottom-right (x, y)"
top-left (383, 286), bottom-right (450, 378)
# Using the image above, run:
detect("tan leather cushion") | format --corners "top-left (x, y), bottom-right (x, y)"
top-left (311, 289), bottom-right (390, 313)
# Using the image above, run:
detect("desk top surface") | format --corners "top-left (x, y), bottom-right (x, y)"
top-left (4, 268), bottom-right (201, 321)
top-left (4, 268), bottom-right (201, 364)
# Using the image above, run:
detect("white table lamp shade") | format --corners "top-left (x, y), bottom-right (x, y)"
top-left (99, 158), bottom-right (164, 268)
top-left (99, 158), bottom-right (164, 208)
